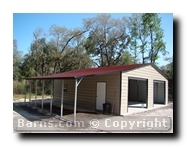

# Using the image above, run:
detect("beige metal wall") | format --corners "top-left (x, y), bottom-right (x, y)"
top-left (53, 79), bottom-right (75, 106)
top-left (120, 65), bottom-right (168, 115)
top-left (53, 79), bottom-right (62, 105)
top-left (53, 72), bottom-right (121, 115)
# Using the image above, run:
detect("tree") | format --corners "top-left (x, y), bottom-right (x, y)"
top-left (123, 14), bottom-right (141, 63)
top-left (123, 13), bottom-right (149, 64)
top-left (83, 13), bottom-right (130, 67)
top-left (160, 57), bottom-right (173, 79)
top-left (32, 28), bottom-right (46, 76)
top-left (49, 25), bottom-right (89, 73)
top-left (141, 13), bottom-right (168, 64)
top-left (59, 33), bottom-right (94, 71)
top-left (119, 51), bottom-right (134, 64)
top-left (13, 39), bottom-right (22, 81)
top-left (21, 38), bottom-right (58, 78)
top-left (20, 53), bottom-right (36, 78)
top-left (124, 13), bottom-right (168, 64)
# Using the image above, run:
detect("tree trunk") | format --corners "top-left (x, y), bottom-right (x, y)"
top-left (53, 62), bottom-right (57, 74)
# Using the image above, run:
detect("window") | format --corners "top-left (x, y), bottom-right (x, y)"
top-left (64, 84), bottom-right (68, 93)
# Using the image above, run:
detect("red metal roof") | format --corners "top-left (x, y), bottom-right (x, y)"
top-left (26, 64), bottom-right (148, 80)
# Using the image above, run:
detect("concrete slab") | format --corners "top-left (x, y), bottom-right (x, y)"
top-left (126, 102), bottom-right (166, 116)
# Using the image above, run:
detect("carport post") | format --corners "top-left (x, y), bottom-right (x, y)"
top-left (29, 80), bottom-right (31, 104)
top-left (73, 77), bottom-right (83, 122)
top-left (61, 80), bottom-right (64, 117)
top-left (42, 80), bottom-right (44, 110)
top-left (50, 80), bottom-right (53, 115)
top-left (35, 80), bottom-right (37, 108)
top-left (24, 80), bottom-right (27, 103)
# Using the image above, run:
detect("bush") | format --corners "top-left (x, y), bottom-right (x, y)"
top-left (13, 80), bottom-right (25, 94)
top-left (13, 80), bottom-right (51, 95)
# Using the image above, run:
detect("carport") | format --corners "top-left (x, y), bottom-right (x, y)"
top-left (25, 77), bottom-right (83, 123)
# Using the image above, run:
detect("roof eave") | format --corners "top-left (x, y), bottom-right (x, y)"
top-left (25, 77), bottom-right (75, 80)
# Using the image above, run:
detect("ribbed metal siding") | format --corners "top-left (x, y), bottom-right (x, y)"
top-left (53, 73), bottom-right (121, 115)
top-left (121, 65), bottom-right (168, 115)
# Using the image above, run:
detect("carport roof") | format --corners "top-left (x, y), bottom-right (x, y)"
top-left (25, 63), bottom-right (166, 80)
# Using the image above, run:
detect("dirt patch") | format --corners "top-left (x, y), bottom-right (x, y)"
top-left (13, 102), bottom-right (173, 133)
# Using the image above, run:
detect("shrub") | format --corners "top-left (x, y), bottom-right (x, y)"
top-left (13, 80), bottom-right (25, 94)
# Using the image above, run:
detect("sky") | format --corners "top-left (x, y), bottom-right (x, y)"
top-left (13, 13), bottom-right (173, 66)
